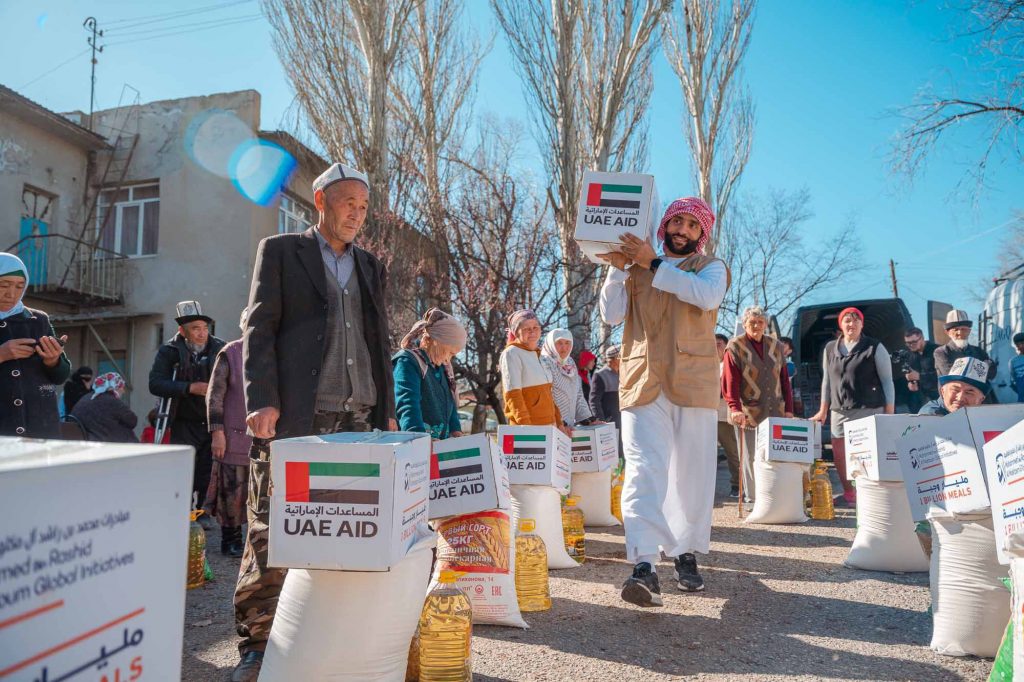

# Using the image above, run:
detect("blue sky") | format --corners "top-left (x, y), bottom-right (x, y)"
top-left (2, 0), bottom-right (1019, 335)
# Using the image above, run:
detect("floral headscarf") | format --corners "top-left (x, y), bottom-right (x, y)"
top-left (92, 372), bottom-right (126, 399)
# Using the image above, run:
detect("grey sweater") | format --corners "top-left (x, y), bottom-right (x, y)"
top-left (316, 264), bottom-right (376, 413)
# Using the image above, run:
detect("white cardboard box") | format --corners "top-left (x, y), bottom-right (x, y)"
top-left (898, 405), bottom-right (1024, 522)
top-left (755, 417), bottom-right (821, 464)
top-left (0, 438), bottom-right (193, 681)
top-left (570, 423), bottom-right (619, 473)
top-left (983, 419), bottom-right (1024, 564)
top-left (497, 425), bottom-right (572, 494)
top-left (844, 414), bottom-right (930, 481)
top-left (573, 170), bottom-right (659, 265)
top-left (428, 433), bottom-right (511, 520)
top-left (269, 431), bottom-right (431, 571)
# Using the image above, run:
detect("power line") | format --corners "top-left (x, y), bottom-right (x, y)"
top-left (105, 16), bottom-right (263, 47)
top-left (106, 13), bottom-right (263, 38)
top-left (17, 48), bottom-right (91, 90)
top-left (104, 0), bottom-right (254, 29)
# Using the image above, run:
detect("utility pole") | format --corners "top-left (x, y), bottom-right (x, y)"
top-left (889, 259), bottom-right (900, 298)
top-left (83, 17), bottom-right (103, 130)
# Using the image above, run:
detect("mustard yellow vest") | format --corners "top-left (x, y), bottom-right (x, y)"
top-left (619, 254), bottom-right (730, 410)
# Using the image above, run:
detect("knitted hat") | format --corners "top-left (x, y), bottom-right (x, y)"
top-left (837, 307), bottom-right (864, 326)
top-left (175, 300), bottom-right (213, 325)
top-left (313, 162), bottom-right (369, 194)
top-left (945, 309), bottom-right (973, 330)
top-left (657, 197), bottom-right (715, 254)
top-left (939, 356), bottom-right (989, 393)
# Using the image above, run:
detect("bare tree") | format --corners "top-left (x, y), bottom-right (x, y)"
top-left (662, 0), bottom-right (756, 255)
top-left (492, 0), bottom-right (668, 352)
top-left (445, 120), bottom-right (563, 431)
top-left (892, 0), bottom-right (1023, 191)
top-left (263, 0), bottom-right (419, 218)
top-left (717, 188), bottom-right (861, 333)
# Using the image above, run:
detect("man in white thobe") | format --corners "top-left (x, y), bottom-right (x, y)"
top-left (599, 196), bottom-right (730, 607)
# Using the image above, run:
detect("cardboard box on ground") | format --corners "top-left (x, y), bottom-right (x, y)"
top-left (897, 404), bottom-right (1024, 522)
top-left (982, 419), bottom-right (1024, 564)
top-left (755, 417), bottom-right (821, 464)
top-left (845, 414), bottom-right (930, 481)
top-left (429, 433), bottom-right (511, 520)
top-left (573, 171), bottom-right (659, 265)
top-left (570, 423), bottom-right (618, 473)
top-left (0, 438), bottom-right (193, 681)
top-left (497, 425), bottom-right (572, 494)
top-left (268, 431), bottom-right (432, 571)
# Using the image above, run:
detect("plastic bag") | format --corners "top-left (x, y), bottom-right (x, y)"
top-left (845, 479), bottom-right (928, 572)
top-left (510, 485), bottom-right (579, 570)
top-left (744, 461), bottom-right (807, 525)
top-left (571, 471), bottom-right (620, 527)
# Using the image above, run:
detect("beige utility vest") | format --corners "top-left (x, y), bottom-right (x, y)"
top-left (619, 254), bottom-right (730, 411)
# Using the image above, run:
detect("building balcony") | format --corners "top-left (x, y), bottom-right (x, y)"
top-left (6, 234), bottom-right (127, 307)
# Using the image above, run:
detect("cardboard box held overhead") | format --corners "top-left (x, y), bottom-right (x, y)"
top-left (845, 414), bottom-right (930, 481)
top-left (269, 431), bottom-right (432, 571)
top-left (755, 417), bottom-right (821, 464)
top-left (573, 171), bottom-right (659, 265)
top-left (983, 419), bottom-right (1024, 564)
top-left (570, 423), bottom-right (619, 473)
top-left (429, 433), bottom-right (511, 520)
top-left (497, 425), bottom-right (572, 494)
top-left (898, 404), bottom-right (1024, 522)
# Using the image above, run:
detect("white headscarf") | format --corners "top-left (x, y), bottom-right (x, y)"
top-left (0, 253), bottom-right (28, 321)
top-left (541, 328), bottom-right (576, 378)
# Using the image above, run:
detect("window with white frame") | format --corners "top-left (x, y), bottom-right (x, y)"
top-left (96, 183), bottom-right (159, 256)
top-left (278, 193), bottom-right (314, 234)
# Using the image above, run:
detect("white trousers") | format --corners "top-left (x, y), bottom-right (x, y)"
top-left (621, 393), bottom-right (717, 562)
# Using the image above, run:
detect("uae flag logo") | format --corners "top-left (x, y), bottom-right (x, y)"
top-left (571, 436), bottom-right (592, 454)
top-left (773, 424), bottom-right (808, 442)
top-left (285, 461), bottom-right (380, 504)
top-left (431, 447), bottom-right (484, 481)
top-left (586, 183), bottom-right (642, 210)
top-left (503, 434), bottom-right (546, 455)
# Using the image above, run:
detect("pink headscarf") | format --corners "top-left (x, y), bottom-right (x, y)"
top-left (506, 309), bottom-right (538, 343)
top-left (657, 197), bottom-right (715, 254)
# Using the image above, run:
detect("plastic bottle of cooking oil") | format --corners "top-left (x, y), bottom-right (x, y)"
top-left (802, 464), bottom-right (813, 511)
top-left (809, 462), bottom-right (835, 521)
top-left (562, 496), bottom-right (586, 563)
top-left (515, 518), bottom-right (551, 612)
top-left (187, 510), bottom-right (207, 589)
top-left (418, 570), bottom-right (472, 682)
top-left (611, 471), bottom-right (624, 524)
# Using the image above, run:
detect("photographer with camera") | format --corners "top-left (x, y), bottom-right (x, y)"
top-left (893, 327), bottom-right (938, 413)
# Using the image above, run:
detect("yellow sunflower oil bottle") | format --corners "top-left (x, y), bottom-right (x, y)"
top-left (809, 462), bottom-right (835, 521)
top-left (562, 496), bottom-right (586, 563)
top-left (405, 628), bottom-right (420, 681)
top-left (515, 518), bottom-right (551, 612)
top-left (187, 510), bottom-right (207, 589)
top-left (419, 569), bottom-right (472, 682)
top-left (611, 471), bottom-right (624, 524)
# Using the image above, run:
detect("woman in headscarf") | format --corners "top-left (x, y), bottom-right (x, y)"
top-left (206, 308), bottom-right (252, 557)
top-left (810, 306), bottom-right (895, 506)
top-left (70, 371), bottom-right (138, 443)
top-left (540, 328), bottom-right (595, 427)
top-left (0, 253), bottom-right (70, 438)
top-left (63, 365), bottom-right (94, 414)
top-left (577, 350), bottom-right (597, 401)
top-left (392, 308), bottom-right (468, 439)
top-left (499, 309), bottom-right (566, 431)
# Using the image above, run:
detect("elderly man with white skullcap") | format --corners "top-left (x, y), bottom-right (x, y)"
top-left (599, 197), bottom-right (730, 607)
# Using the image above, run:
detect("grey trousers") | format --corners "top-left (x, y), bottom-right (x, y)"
top-left (735, 426), bottom-right (757, 502)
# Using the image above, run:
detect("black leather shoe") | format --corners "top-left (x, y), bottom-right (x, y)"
top-left (620, 562), bottom-right (663, 607)
top-left (674, 553), bottom-right (705, 592)
top-left (231, 651), bottom-right (263, 682)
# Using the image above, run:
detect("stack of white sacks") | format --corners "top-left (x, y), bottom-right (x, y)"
top-left (744, 417), bottom-right (819, 524)
top-left (498, 425), bottom-right (578, 570)
top-left (259, 432), bottom-right (436, 680)
top-left (894, 405), bottom-right (1024, 658)
top-left (843, 415), bottom-right (929, 572)
top-left (569, 423), bottom-right (621, 527)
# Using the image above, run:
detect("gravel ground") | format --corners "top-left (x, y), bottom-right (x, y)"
top-left (182, 463), bottom-right (995, 681)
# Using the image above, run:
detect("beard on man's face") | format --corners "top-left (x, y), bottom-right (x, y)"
top-left (664, 232), bottom-right (698, 256)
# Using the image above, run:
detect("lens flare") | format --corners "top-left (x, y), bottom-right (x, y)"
top-left (229, 139), bottom-right (297, 206)
top-left (184, 109), bottom-right (254, 179)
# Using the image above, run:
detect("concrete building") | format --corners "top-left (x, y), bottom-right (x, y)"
top-left (0, 86), bottom-right (328, 423)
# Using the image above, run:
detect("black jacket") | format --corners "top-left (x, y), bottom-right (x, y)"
top-left (0, 308), bottom-right (71, 438)
top-left (825, 336), bottom-right (886, 410)
top-left (71, 391), bottom-right (139, 443)
top-left (589, 366), bottom-right (621, 426)
top-left (243, 228), bottom-right (395, 438)
top-left (149, 334), bottom-right (226, 424)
